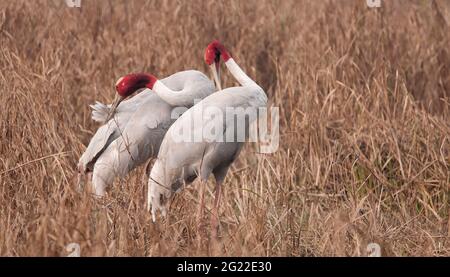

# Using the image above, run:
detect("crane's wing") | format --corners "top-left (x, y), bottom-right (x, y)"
top-left (92, 95), bottom-right (174, 177)
top-left (78, 120), bottom-right (122, 172)
top-left (157, 87), bottom-right (254, 170)
top-left (81, 88), bottom-right (161, 172)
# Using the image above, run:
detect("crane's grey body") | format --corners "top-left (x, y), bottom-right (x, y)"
top-left (78, 70), bottom-right (215, 195)
top-left (148, 82), bottom-right (267, 218)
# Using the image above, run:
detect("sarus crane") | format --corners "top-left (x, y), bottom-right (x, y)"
top-left (78, 66), bottom-right (222, 196)
top-left (147, 40), bottom-right (268, 235)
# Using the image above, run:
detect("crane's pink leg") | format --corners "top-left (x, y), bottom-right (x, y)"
top-left (196, 180), bottom-right (207, 250)
top-left (211, 183), bottom-right (222, 239)
top-left (210, 165), bottom-right (229, 240)
top-left (76, 172), bottom-right (83, 192)
top-left (87, 172), bottom-right (93, 184)
top-left (197, 181), bottom-right (206, 229)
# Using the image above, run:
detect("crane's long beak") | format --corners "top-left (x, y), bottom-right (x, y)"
top-left (105, 94), bottom-right (125, 122)
top-left (210, 62), bottom-right (222, 91)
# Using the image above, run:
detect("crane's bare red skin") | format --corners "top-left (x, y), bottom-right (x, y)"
top-left (204, 40), bottom-right (231, 65)
top-left (115, 73), bottom-right (158, 97)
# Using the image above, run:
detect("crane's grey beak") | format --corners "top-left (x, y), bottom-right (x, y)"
top-left (105, 94), bottom-right (125, 122)
top-left (210, 63), bottom-right (222, 91)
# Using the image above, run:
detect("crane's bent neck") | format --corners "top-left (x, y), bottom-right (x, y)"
top-left (224, 58), bottom-right (258, 88)
top-left (224, 58), bottom-right (268, 106)
top-left (153, 80), bottom-right (194, 107)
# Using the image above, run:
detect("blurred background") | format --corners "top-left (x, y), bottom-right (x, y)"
top-left (0, 0), bottom-right (449, 256)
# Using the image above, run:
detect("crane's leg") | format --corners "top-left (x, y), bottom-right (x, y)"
top-left (76, 171), bottom-right (84, 193)
top-left (211, 182), bottom-right (222, 239)
top-left (196, 178), bottom-right (207, 252)
top-left (76, 163), bottom-right (90, 193)
top-left (83, 171), bottom-right (93, 193)
top-left (211, 165), bottom-right (230, 239)
top-left (197, 179), bottom-right (206, 227)
top-left (197, 165), bottom-right (212, 248)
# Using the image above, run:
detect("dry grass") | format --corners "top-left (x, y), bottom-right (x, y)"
top-left (0, 0), bottom-right (449, 257)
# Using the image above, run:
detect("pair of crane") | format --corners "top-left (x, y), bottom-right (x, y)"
top-left (77, 40), bottom-right (268, 231)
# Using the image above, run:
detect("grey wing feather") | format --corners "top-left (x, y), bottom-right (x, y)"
top-left (80, 91), bottom-right (153, 171)
top-left (95, 94), bottom-right (174, 175)
top-left (156, 87), bottom-right (259, 177)
top-left (78, 120), bottom-right (121, 172)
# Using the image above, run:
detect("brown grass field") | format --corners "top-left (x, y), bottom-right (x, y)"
top-left (0, 0), bottom-right (449, 257)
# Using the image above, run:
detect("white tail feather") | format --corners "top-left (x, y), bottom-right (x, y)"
top-left (90, 101), bottom-right (111, 123)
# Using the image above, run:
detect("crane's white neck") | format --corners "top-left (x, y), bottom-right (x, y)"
top-left (223, 57), bottom-right (268, 106)
top-left (224, 58), bottom-right (258, 88)
top-left (153, 80), bottom-right (194, 107)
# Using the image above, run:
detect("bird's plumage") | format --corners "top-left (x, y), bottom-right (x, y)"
top-left (78, 70), bottom-right (216, 196)
top-left (147, 58), bottom-right (268, 221)
top-left (89, 90), bottom-right (151, 124)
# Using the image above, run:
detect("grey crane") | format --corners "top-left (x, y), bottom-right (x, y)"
top-left (147, 41), bottom-right (268, 234)
top-left (78, 68), bottom-right (221, 196)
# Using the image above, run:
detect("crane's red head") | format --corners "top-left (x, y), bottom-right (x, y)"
top-left (104, 73), bottom-right (158, 122)
top-left (204, 40), bottom-right (231, 65)
top-left (115, 73), bottom-right (158, 97)
top-left (205, 40), bottom-right (230, 91)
